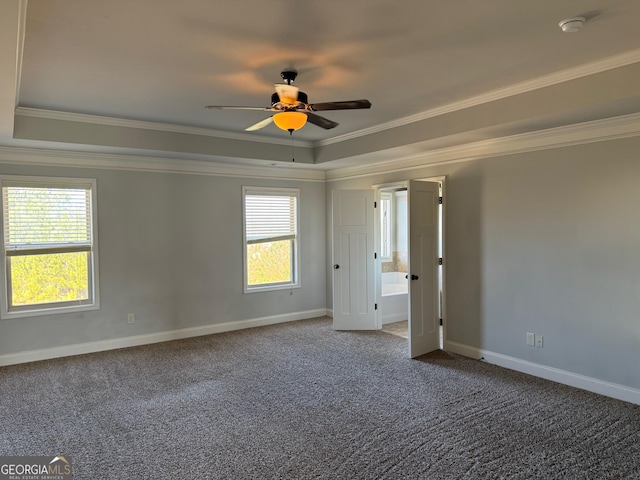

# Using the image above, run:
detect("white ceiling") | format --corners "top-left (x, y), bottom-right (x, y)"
top-left (2, 0), bottom-right (640, 170)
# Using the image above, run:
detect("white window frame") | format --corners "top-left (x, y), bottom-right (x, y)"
top-left (380, 191), bottom-right (393, 261)
top-left (0, 175), bottom-right (100, 319)
top-left (242, 186), bottom-right (300, 293)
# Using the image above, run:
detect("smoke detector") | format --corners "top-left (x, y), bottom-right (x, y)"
top-left (558, 17), bottom-right (585, 33)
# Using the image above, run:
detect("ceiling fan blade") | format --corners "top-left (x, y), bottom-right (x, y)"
top-left (205, 105), bottom-right (271, 111)
top-left (245, 116), bottom-right (274, 131)
top-left (274, 84), bottom-right (299, 105)
top-left (304, 112), bottom-right (338, 130)
top-left (309, 99), bottom-right (372, 111)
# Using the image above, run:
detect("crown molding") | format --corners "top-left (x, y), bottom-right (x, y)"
top-left (325, 112), bottom-right (640, 181)
top-left (0, 146), bottom-right (326, 182)
top-left (3, 112), bottom-right (639, 183)
top-left (14, 107), bottom-right (314, 148)
top-left (318, 48), bottom-right (640, 147)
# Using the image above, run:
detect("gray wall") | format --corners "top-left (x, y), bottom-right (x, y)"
top-left (3, 134), bottom-right (639, 393)
top-left (326, 136), bottom-right (640, 391)
top-left (0, 162), bottom-right (326, 355)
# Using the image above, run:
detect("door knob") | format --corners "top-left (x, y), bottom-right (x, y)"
top-left (334, 264), bottom-right (340, 269)
top-left (411, 274), bottom-right (419, 280)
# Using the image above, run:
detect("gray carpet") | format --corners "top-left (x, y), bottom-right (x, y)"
top-left (1, 317), bottom-right (639, 479)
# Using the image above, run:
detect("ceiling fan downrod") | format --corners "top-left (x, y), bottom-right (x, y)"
top-left (281, 69), bottom-right (298, 85)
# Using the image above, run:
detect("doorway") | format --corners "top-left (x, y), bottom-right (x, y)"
top-left (379, 186), bottom-right (409, 335)
top-left (331, 178), bottom-right (445, 356)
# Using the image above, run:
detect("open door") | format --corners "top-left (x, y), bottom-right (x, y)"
top-left (332, 189), bottom-right (377, 330)
top-left (408, 180), bottom-right (441, 357)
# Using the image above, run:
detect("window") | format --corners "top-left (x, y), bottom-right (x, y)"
top-left (380, 192), bottom-right (392, 260)
top-left (0, 176), bottom-right (99, 318)
top-left (243, 187), bottom-right (299, 292)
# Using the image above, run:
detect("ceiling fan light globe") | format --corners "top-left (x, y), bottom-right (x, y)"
top-left (273, 112), bottom-right (307, 132)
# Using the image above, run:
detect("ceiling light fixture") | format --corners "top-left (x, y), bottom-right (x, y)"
top-left (558, 16), bottom-right (585, 33)
top-left (272, 111), bottom-right (307, 133)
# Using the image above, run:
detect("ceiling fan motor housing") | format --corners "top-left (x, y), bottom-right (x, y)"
top-left (271, 91), bottom-right (308, 106)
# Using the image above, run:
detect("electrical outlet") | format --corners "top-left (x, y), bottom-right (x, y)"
top-left (535, 334), bottom-right (544, 348)
top-left (127, 313), bottom-right (135, 324)
top-left (526, 332), bottom-right (535, 346)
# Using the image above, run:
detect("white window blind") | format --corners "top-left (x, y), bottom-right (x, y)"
top-left (3, 185), bottom-right (92, 255)
top-left (244, 194), bottom-right (297, 244)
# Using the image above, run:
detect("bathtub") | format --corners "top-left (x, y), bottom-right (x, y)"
top-left (381, 272), bottom-right (408, 324)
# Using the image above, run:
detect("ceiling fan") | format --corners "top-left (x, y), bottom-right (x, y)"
top-left (205, 69), bottom-right (371, 134)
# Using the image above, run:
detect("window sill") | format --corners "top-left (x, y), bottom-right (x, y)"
top-left (1, 302), bottom-right (99, 320)
top-left (244, 283), bottom-right (300, 294)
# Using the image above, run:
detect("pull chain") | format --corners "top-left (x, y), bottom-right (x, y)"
top-left (289, 129), bottom-right (295, 162)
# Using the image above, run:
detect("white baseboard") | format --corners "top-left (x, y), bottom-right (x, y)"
top-left (445, 340), bottom-right (640, 406)
top-left (0, 309), bottom-right (328, 367)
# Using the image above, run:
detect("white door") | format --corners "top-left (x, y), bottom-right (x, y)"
top-left (332, 189), bottom-right (377, 330)
top-left (408, 180), bottom-right (441, 357)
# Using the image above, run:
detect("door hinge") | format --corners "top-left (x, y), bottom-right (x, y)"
top-left (374, 252), bottom-right (377, 259)
top-left (438, 257), bottom-right (443, 265)
top-left (375, 303), bottom-right (378, 310)
top-left (374, 201), bottom-right (377, 208)
top-left (440, 318), bottom-right (443, 326)
top-left (439, 196), bottom-right (443, 204)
